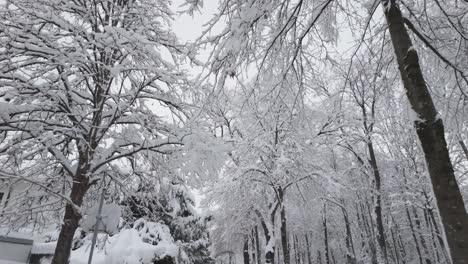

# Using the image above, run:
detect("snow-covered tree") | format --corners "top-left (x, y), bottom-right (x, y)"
top-left (198, 0), bottom-right (468, 262)
top-left (123, 179), bottom-right (214, 264)
top-left (0, 0), bottom-right (195, 262)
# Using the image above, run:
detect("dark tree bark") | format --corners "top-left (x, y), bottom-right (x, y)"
top-left (51, 155), bottom-right (90, 264)
top-left (367, 141), bottom-right (388, 264)
top-left (323, 204), bottom-right (330, 264)
top-left (294, 234), bottom-right (301, 264)
top-left (406, 205), bottom-right (424, 264)
top-left (413, 207), bottom-right (432, 264)
top-left (395, 216), bottom-right (408, 264)
top-left (356, 200), bottom-right (377, 263)
top-left (243, 238), bottom-right (250, 264)
top-left (279, 187), bottom-right (290, 264)
top-left (382, 1), bottom-right (468, 263)
top-left (305, 233), bottom-right (312, 264)
top-left (426, 203), bottom-right (450, 263)
top-left (423, 208), bottom-right (440, 263)
top-left (362, 199), bottom-right (378, 263)
top-left (255, 205), bottom-right (278, 264)
top-left (254, 227), bottom-right (261, 264)
top-left (340, 200), bottom-right (356, 264)
top-left (390, 222), bottom-right (402, 264)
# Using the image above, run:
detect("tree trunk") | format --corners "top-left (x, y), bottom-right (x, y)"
top-left (406, 206), bottom-right (424, 264)
top-left (367, 141), bottom-right (388, 264)
top-left (279, 188), bottom-right (290, 264)
top-left (396, 218), bottom-right (408, 264)
top-left (51, 169), bottom-right (89, 264)
top-left (390, 222), bottom-right (402, 264)
top-left (305, 233), bottom-right (312, 264)
top-left (294, 234), bottom-right (300, 264)
top-left (340, 200), bottom-right (356, 264)
top-left (424, 208), bottom-right (440, 263)
top-left (256, 208), bottom-right (276, 264)
top-left (427, 206), bottom-right (450, 263)
top-left (413, 207), bottom-right (432, 264)
top-left (244, 238), bottom-right (250, 264)
top-left (255, 227), bottom-right (261, 264)
top-left (362, 200), bottom-right (378, 263)
top-left (323, 204), bottom-right (330, 264)
top-left (382, 1), bottom-right (468, 263)
top-left (265, 240), bottom-right (275, 263)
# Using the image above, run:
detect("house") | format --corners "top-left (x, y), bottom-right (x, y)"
top-left (0, 235), bottom-right (34, 263)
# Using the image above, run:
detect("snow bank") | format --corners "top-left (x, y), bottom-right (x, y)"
top-left (105, 229), bottom-right (158, 264)
top-left (68, 219), bottom-right (178, 264)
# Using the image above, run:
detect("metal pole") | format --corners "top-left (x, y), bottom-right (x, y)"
top-left (88, 187), bottom-right (106, 264)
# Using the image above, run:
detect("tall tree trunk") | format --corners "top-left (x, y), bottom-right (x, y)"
top-left (427, 206), bottom-right (450, 263)
top-left (340, 200), bottom-right (356, 264)
top-left (255, 226), bottom-right (261, 264)
top-left (357, 200), bottom-right (377, 263)
top-left (397, 221), bottom-right (408, 264)
top-left (363, 199), bottom-right (378, 263)
top-left (323, 204), bottom-right (330, 264)
top-left (51, 168), bottom-right (89, 264)
top-left (305, 233), bottom-right (312, 264)
top-left (255, 207), bottom-right (277, 264)
top-left (265, 241), bottom-right (275, 263)
top-left (250, 230), bottom-right (256, 264)
top-left (279, 188), bottom-right (291, 264)
top-left (382, 1), bottom-right (468, 263)
top-left (367, 141), bottom-right (388, 264)
top-left (424, 208), bottom-right (441, 263)
top-left (406, 206), bottom-right (424, 264)
top-left (244, 238), bottom-right (250, 264)
top-left (413, 207), bottom-right (432, 264)
top-left (294, 234), bottom-right (301, 264)
top-left (390, 222), bottom-right (402, 264)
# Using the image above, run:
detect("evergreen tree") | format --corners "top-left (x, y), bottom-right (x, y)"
top-left (124, 180), bottom-right (214, 264)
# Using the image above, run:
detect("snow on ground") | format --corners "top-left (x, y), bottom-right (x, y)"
top-left (34, 219), bottom-right (179, 264)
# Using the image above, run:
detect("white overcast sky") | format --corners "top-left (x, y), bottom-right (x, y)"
top-left (172, 0), bottom-right (220, 43)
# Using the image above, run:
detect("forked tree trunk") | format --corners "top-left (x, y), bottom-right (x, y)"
top-left (256, 207), bottom-right (277, 264)
top-left (382, 1), bottom-right (468, 263)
